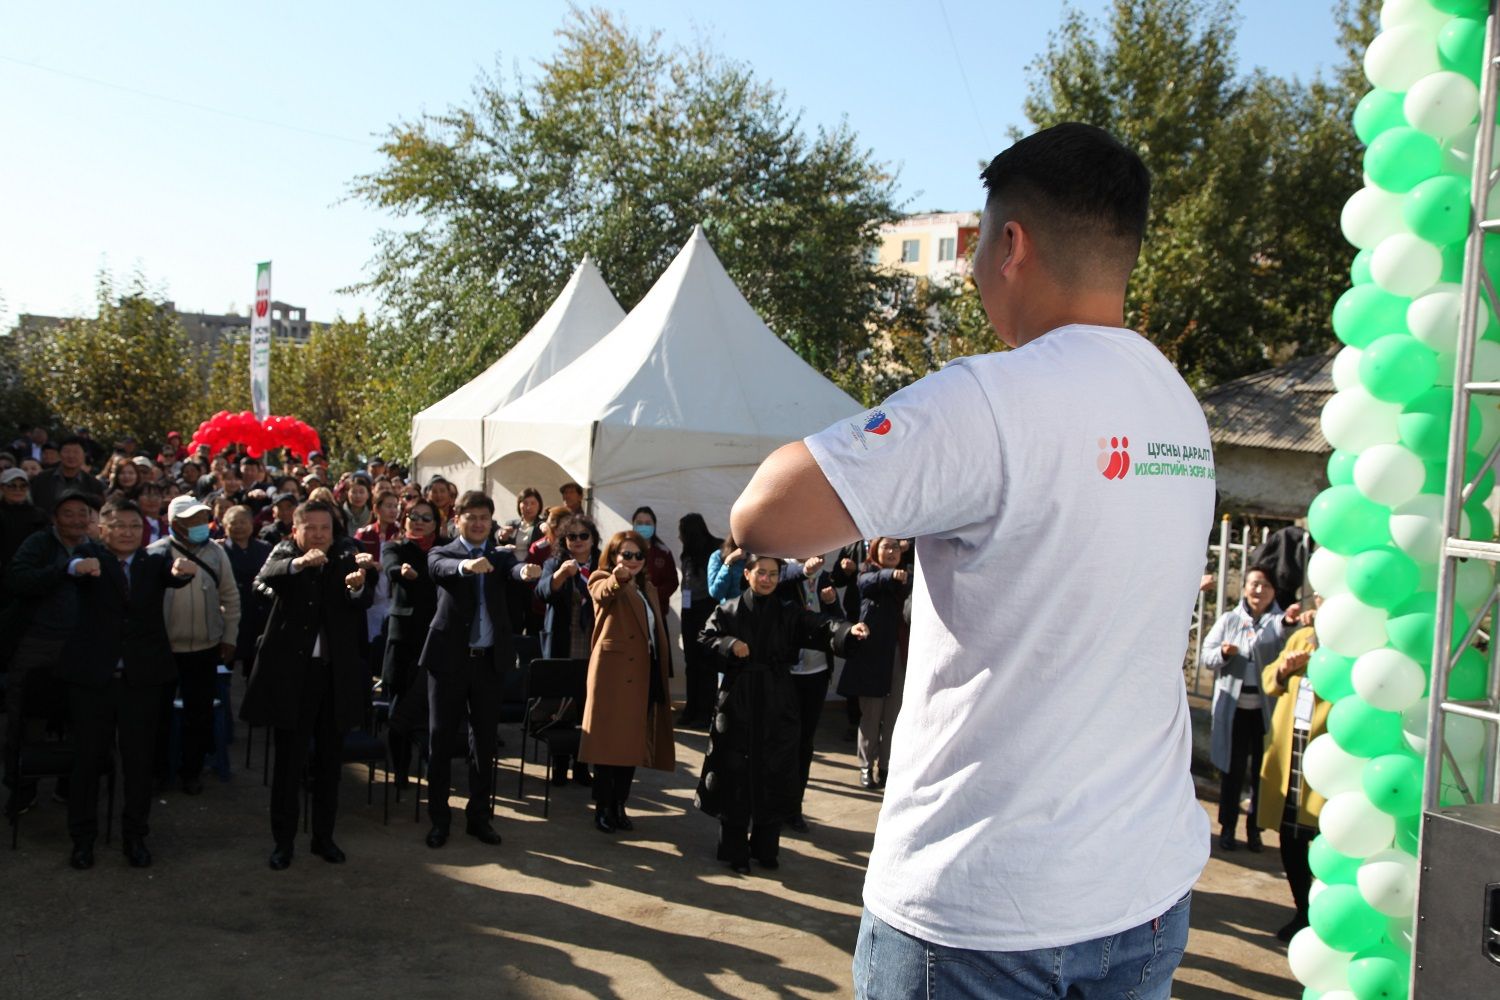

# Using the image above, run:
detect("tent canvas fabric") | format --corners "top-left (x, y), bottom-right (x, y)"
top-left (480, 226), bottom-right (863, 544)
top-left (410, 255), bottom-right (625, 489)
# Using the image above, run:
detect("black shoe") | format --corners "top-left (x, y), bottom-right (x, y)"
top-left (550, 770), bottom-right (569, 787)
top-left (1246, 830), bottom-right (1264, 853)
top-left (4, 787), bottom-right (38, 819)
top-left (425, 826), bottom-right (449, 849)
top-left (859, 769), bottom-right (876, 790)
top-left (876, 772), bottom-right (887, 789)
top-left (268, 845), bottom-right (293, 870)
top-left (69, 843), bottom-right (95, 870)
top-left (611, 805), bottom-right (633, 832)
top-left (181, 776), bottom-right (204, 796)
top-left (572, 766), bottom-right (593, 787)
top-left (729, 860), bottom-right (751, 875)
top-left (755, 856), bottom-right (780, 871)
top-left (466, 822), bottom-right (502, 845)
top-left (594, 809), bottom-right (616, 834)
top-left (787, 814), bottom-right (810, 834)
top-left (1276, 915), bottom-right (1309, 943)
top-left (310, 838), bottom-right (346, 863)
top-left (123, 838), bottom-right (152, 868)
top-left (1218, 830), bottom-right (1237, 852)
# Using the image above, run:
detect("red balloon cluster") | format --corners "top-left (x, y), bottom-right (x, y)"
top-left (188, 411), bottom-right (323, 461)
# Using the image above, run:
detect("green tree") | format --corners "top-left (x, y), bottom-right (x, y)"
top-left (17, 274), bottom-right (199, 448)
top-left (350, 5), bottom-right (904, 457)
top-left (1020, 0), bottom-right (1371, 387)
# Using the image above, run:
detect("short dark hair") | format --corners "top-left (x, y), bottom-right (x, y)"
top-left (517, 487), bottom-right (544, 516)
top-left (456, 490), bottom-right (494, 515)
top-left (59, 436), bottom-right (86, 451)
top-left (559, 482), bottom-right (583, 496)
top-left (293, 499), bottom-right (338, 526)
top-left (979, 122), bottom-right (1150, 287)
top-left (100, 498), bottom-right (143, 521)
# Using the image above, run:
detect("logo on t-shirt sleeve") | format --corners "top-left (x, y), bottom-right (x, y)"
top-left (1097, 435), bottom-right (1130, 480)
top-left (849, 408), bottom-right (894, 451)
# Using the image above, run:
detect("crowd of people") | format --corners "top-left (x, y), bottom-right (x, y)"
top-left (0, 425), bottom-right (902, 875)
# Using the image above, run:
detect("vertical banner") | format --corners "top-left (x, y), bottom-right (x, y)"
top-left (250, 260), bottom-right (272, 420)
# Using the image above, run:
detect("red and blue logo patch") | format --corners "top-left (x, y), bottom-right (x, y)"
top-left (864, 410), bottom-right (892, 436)
top-left (849, 407), bottom-right (895, 451)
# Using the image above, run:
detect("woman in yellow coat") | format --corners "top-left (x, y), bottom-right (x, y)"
top-left (1256, 602), bottom-right (1328, 942)
top-left (580, 529), bottom-right (676, 834)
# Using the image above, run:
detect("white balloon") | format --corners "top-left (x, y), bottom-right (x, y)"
top-left (1304, 733), bottom-right (1368, 798)
top-left (1408, 284), bottom-right (1488, 353)
top-left (1354, 443), bottom-right (1427, 507)
top-left (1404, 71), bottom-right (1480, 140)
top-left (1332, 345), bottom-right (1365, 392)
top-left (1309, 878), bottom-right (1330, 905)
top-left (1352, 647), bottom-right (1428, 711)
top-left (1365, 24), bottom-right (1442, 92)
top-left (1308, 546), bottom-right (1350, 597)
top-left (1456, 558), bottom-right (1495, 613)
top-left (1321, 387), bottom-right (1403, 452)
top-left (1402, 697), bottom-right (1430, 754)
top-left (1372, 232), bottom-right (1444, 297)
top-left (1288, 926), bottom-right (1353, 992)
top-left (1359, 848), bottom-right (1418, 917)
top-left (1321, 791), bottom-right (1398, 857)
top-left (1341, 186), bottom-right (1411, 251)
top-left (1381, 0), bottom-right (1450, 32)
top-left (1316, 592), bottom-right (1390, 657)
top-left (1402, 697), bottom-right (1487, 759)
top-left (1474, 341), bottom-right (1500, 383)
top-left (1478, 403), bottom-right (1500, 453)
top-left (1440, 123), bottom-right (1500, 176)
top-left (1390, 493), bottom-right (1467, 564)
top-left (1388, 912), bottom-right (1416, 953)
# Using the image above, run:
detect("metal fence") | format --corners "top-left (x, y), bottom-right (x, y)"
top-left (1185, 516), bottom-right (1278, 696)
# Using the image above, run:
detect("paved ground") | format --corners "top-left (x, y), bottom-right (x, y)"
top-left (4, 694), bottom-right (1300, 999)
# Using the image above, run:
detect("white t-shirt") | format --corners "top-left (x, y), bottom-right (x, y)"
top-left (805, 324), bottom-right (1214, 951)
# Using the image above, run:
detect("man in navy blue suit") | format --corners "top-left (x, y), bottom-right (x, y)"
top-left (421, 489), bottom-right (542, 848)
top-left (61, 498), bottom-right (197, 870)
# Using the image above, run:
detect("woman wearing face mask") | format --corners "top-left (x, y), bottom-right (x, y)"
top-left (1202, 563), bottom-right (1301, 852)
top-left (380, 499), bottom-right (441, 789)
top-left (836, 537), bottom-right (913, 790)
top-left (580, 530), bottom-right (676, 834)
top-left (628, 506), bottom-right (679, 612)
top-left (534, 514), bottom-right (601, 786)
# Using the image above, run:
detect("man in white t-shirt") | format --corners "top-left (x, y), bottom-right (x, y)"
top-left (730, 123), bottom-right (1214, 998)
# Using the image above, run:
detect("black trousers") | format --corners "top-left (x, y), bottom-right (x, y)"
top-left (680, 601), bottom-right (715, 721)
top-left (383, 637), bottom-right (425, 783)
top-left (175, 648), bottom-right (220, 780)
top-left (1280, 822), bottom-right (1315, 918)
top-left (269, 658), bottom-right (343, 848)
top-left (1218, 707), bottom-right (1266, 831)
top-left (426, 656), bottom-right (500, 830)
top-left (791, 669), bottom-right (831, 815)
top-left (68, 677), bottom-right (165, 844)
top-left (592, 763), bottom-right (635, 807)
top-left (720, 819), bottom-right (781, 866)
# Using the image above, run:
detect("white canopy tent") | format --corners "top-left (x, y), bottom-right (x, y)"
top-left (481, 226), bottom-right (863, 544)
top-left (409, 255), bottom-right (625, 490)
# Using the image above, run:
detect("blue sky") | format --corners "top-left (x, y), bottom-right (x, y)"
top-left (0, 1), bottom-right (1348, 329)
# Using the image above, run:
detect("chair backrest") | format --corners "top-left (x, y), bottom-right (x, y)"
top-left (520, 658), bottom-right (588, 709)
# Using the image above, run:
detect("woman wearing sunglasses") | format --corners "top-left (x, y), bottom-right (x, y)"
top-left (534, 514), bottom-right (601, 786)
top-left (379, 498), bottom-right (441, 789)
top-left (580, 529), bottom-right (676, 834)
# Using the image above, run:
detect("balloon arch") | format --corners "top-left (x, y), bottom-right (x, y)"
top-left (187, 411), bottom-right (323, 461)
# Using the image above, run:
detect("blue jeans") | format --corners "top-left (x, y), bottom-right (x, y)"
top-left (853, 893), bottom-right (1191, 999)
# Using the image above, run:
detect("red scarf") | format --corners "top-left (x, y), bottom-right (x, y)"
top-left (406, 531), bottom-right (437, 552)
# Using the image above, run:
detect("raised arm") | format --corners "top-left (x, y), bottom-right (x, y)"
top-left (731, 442), bottom-right (860, 557)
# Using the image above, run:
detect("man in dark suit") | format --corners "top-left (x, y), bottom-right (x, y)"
top-left (240, 500), bottom-right (376, 870)
top-left (60, 499), bottom-right (197, 870)
top-left (420, 489), bottom-right (541, 849)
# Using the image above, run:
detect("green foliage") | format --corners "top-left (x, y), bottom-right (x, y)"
top-left (349, 6), bottom-right (905, 454)
top-left (1019, 0), bottom-right (1371, 388)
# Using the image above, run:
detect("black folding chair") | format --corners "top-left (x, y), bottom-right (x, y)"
top-left (517, 658), bottom-right (589, 818)
top-left (9, 667), bottom-right (114, 848)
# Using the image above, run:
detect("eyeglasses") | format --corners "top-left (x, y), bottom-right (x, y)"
top-left (401, 493), bottom-right (419, 501)
top-left (618, 551), bottom-right (644, 562)
top-left (565, 532), bottom-right (592, 542)
top-left (407, 513), bottom-right (435, 523)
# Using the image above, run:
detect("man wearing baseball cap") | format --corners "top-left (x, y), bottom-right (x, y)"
top-left (147, 495), bottom-right (240, 795)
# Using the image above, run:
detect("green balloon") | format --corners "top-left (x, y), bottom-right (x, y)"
top-left (1352, 248), bottom-right (1375, 286)
top-left (1404, 175), bottom-right (1471, 246)
top-left (1349, 943), bottom-right (1411, 1000)
top-left (1310, 883), bottom-right (1388, 952)
top-left (1449, 646), bottom-right (1490, 700)
top-left (1387, 591), bottom-right (1469, 663)
top-left (1308, 648), bottom-right (1357, 701)
top-left (1365, 127), bottom-right (1443, 194)
top-left (1310, 835), bottom-right (1363, 884)
top-left (1397, 812), bottom-right (1422, 853)
top-left (1422, 451), bottom-right (1495, 499)
top-left (1354, 88), bottom-right (1409, 145)
top-left (1333, 285), bottom-right (1410, 348)
top-left (1347, 546), bottom-right (1421, 609)
top-left (1465, 496), bottom-right (1494, 540)
top-left (1330, 695), bottom-right (1407, 757)
top-left (1363, 753), bottom-right (1425, 816)
top-left (1329, 449), bottom-right (1359, 487)
top-left (1439, 17), bottom-right (1486, 85)
top-left (1433, 0), bottom-right (1487, 16)
top-left (1400, 387), bottom-right (1481, 460)
top-left (1302, 990), bottom-right (1323, 1000)
top-left (1307, 485), bottom-right (1392, 555)
top-left (1360, 334), bottom-right (1438, 404)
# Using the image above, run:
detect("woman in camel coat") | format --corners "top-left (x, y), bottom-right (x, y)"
top-left (580, 529), bottom-right (675, 834)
